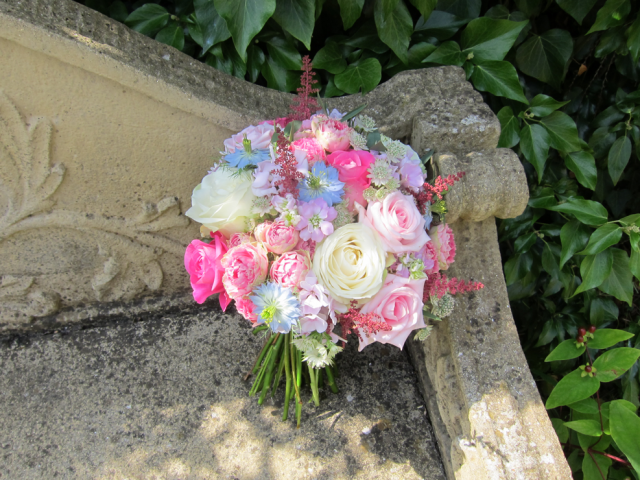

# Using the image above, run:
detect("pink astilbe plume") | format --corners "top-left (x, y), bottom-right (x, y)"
top-left (412, 171), bottom-right (466, 215)
top-left (423, 272), bottom-right (484, 301)
top-left (290, 56), bottom-right (319, 121)
top-left (274, 129), bottom-right (305, 197)
top-left (338, 301), bottom-right (391, 344)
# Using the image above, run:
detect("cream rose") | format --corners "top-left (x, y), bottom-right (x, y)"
top-left (312, 223), bottom-right (387, 305)
top-left (185, 169), bottom-right (256, 237)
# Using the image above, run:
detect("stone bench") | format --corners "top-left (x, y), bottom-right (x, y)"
top-left (0, 0), bottom-right (571, 478)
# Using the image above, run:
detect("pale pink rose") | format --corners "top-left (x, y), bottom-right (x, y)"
top-left (254, 221), bottom-right (272, 243)
top-left (313, 117), bottom-right (352, 152)
top-left (270, 250), bottom-right (311, 291)
top-left (229, 232), bottom-right (255, 248)
top-left (291, 137), bottom-right (326, 164)
top-left (358, 274), bottom-right (427, 351)
top-left (263, 220), bottom-right (299, 254)
top-left (430, 224), bottom-right (456, 270)
top-left (220, 243), bottom-right (269, 299)
top-left (357, 191), bottom-right (429, 254)
top-left (184, 232), bottom-right (228, 304)
top-left (252, 160), bottom-right (278, 197)
top-left (416, 241), bottom-right (439, 275)
top-left (224, 124), bottom-right (275, 153)
top-left (235, 296), bottom-right (258, 323)
top-left (326, 150), bottom-right (375, 211)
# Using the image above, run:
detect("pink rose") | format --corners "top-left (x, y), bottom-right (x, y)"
top-left (263, 220), bottom-right (299, 254)
top-left (358, 274), bottom-right (427, 351)
top-left (184, 232), bottom-right (228, 304)
top-left (416, 241), bottom-right (439, 275)
top-left (254, 221), bottom-right (272, 243)
top-left (220, 243), bottom-right (269, 299)
top-left (229, 232), bottom-right (255, 248)
top-left (270, 250), bottom-right (311, 291)
top-left (430, 224), bottom-right (456, 270)
top-left (357, 191), bottom-right (429, 254)
top-left (235, 296), bottom-right (258, 323)
top-left (326, 150), bottom-right (375, 211)
top-left (313, 117), bottom-right (351, 152)
top-left (224, 124), bottom-right (274, 153)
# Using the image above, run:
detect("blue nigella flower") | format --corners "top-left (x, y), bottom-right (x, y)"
top-left (224, 134), bottom-right (271, 169)
top-left (297, 162), bottom-right (345, 206)
top-left (251, 282), bottom-right (301, 334)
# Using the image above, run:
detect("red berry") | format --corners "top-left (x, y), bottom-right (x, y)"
top-left (588, 325), bottom-right (596, 334)
top-left (585, 366), bottom-right (592, 373)
top-left (578, 328), bottom-right (587, 336)
top-left (577, 335), bottom-right (584, 343)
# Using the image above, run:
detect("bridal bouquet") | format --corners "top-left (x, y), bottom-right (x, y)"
top-left (183, 58), bottom-right (483, 425)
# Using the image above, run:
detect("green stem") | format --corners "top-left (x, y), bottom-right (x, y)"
top-left (283, 333), bottom-right (292, 421)
top-left (258, 334), bottom-right (283, 405)
top-left (309, 365), bottom-right (320, 407)
top-left (325, 365), bottom-right (339, 394)
top-left (251, 333), bottom-right (274, 375)
top-left (295, 347), bottom-right (303, 428)
top-left (249, 347), bottom-right (272, 396)
top-left (289, 340), bottom-right (297, 401)
top-left (317, 367), bottom-right (324, 390)
top-left (272, 341), bottom-right (287, 397)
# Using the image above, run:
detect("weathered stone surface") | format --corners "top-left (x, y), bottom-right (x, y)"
top-left (0, 309), bottom-right (445, 479)
top-left (406, 219), bottom-right (571, 480)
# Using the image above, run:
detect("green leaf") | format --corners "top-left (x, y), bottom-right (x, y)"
top-left (422, 41), bottom-right (466, 66)
top-left (460, 17), bottom-right (528, 62)
top-left (261, 56), bottom-right (288, 91)
top-left (340, 104), bottom-right (368, 122)
top-left (595, 25), bottom-right (627, 58)
top-left (214, 0), bottom-right (276, 61)
top-left (272, 0), bottom-right (315, 50)
top-left (574, 250), bottom-right (614, 295)
top-left (627, 14), bottom-right (640, 63)
top-left (608, 136), bottom-right (631, 185)
top-left (568, 398), bottom-right (600, 414)
top-left (601, 399), bottom-right (637, 418)
top-left (192, 0), bottom-right (231, 56)
top-left (550, 418), bottom-right (569, 443)
top-left (504, 252), bottom-right (533, 285)
top-left (565, 151), bottom-right (597, 191)
top-left (582, 453), bottom-right (612, 480)
top-left (620, 214), bottom-right (640, 226)
top-left (587, 0), bottom-right (631, 34)
top-left (590, 298), bottom-right (619, 327)
top-left (155, 23), bottom-right (185, 51)
top-left (264, 36), bottom-right (302, 70)
top-left (323, 75), bottom-right (345, 98)
top-left (125, 4), bottom-right (170, 36)
top-left (336, 0), bottom-right (365, 29)
top-left (514, 232), bottom-right (537, 253)
top-left (556, 0), bottom-right (598, 25)
top-left (312, 43), bottom-right (347, 74)
top-left (496, 106), bottom-right (521, 148)
top-left (109, 1), bottom-right (129, 23)
top-left (588, 329), bottom-right (635, 349)
top-left (334, 58), bottom-right (382, 94)
top-left (436, 0), bottom-right (481, 19)
top-left (542, 242), bottom-right (560, 277)
top-left (610, 400), bottom-right (640, 473)
top-left (577, 224), bottom-right (622, 256)
top-left (528, 187), bottom-right (556, 208)
top-left (414, 10), bottom-right (467, 41)
top-left (246, 45), bottom-right (265, 83)
top-left (408, 0), bottom-right (437, 19)
top-left (379, 0), bottom-right (400, 16)
top-left (374, 0), bottom-right (413, 64)
top-left (344, 22), bottom-right (390, 54)
top-left (529, 94), bottom-right (570, 117)
top-left (546, 368), bottom-right (601, 409)
top-left (598, 248), bottom-right (633, 305)
top-left (535, 319), bottom-right (557, 347)
top-left (564, 419), bottom-right (603, 437)
top-left (630, 248), bottom-right (640, 281)
top-left (589, 127), bottom-right (617, 159)
top-left (593, 347), bottom-right (640, 382)
top-left (515, 29), bottom-right (573, 90)
top-left (559, 220), bottom-right (591, 268)
top-left (549, 198), bottom-right (608, 226)
top-left (539, 111), bottom-right (582, 153)
top-left (520, 124), bottom-right (550, 181)
top-left (545, 339), bottom-right (585, 361)
top-left (471, 60), bottom-right (528, 104)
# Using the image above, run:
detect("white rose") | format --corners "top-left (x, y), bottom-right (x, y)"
top-left (312, 223), bottom-right (387, 305)
top-left (186, 169), bottom-right (256, 237)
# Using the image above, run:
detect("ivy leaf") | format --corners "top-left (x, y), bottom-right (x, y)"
top-left (264, 36), bottom-right (302, 70)
top-left (529, 94), bottom-right (570, 117)
top-left (336, 0), bottom-right (365, 29)
top-left (125, 4), bottom-right (170, 36)
top-left (436, 0), bottom-right (481, 19)
top-left (540, 111), bottom-right (583, 153)
top-left (470, 60), bottom-right (528, 104)
top-left (546, 369), bottom-right (601, 409)
top-left (582, 453), bottom-right (612, 480)
top-left (610, 400), bottom-right (640, 473)
top-left (563, 420), bottom-right (603, 437)
top-left (627, 14), bottom-right (640, 63)
top-left (593, 347), bottom-right (640, 382)
top-left (588, 329), bottom-right (635, 349)
top-left (545, 339), bottom-right (585, 362)
top-left (155, 23), bottom-right (185, 50)
top-left (559, 221), bottom-right (590, 269)
top-left (542, 242), bottom-right (560, 277)
top-left (246, 45), bottom-right (265, 83)
top-left (520, 123), bottom-right (550, 181)
top-left (334, 58), bottom-right (382, 94)
top-left (573, 250), bottom-right (614, 295)
top-left (460, 17), bottom-right (528, 62)
top-left (565, 151), bottom-right (597, 191)
top-left (261, 56), bottom-right (288, 91)
top-left (631, 248), bottom-right (640, 282)
top-left (496, 107), bottom-right (521, 148)
top-left (528, 187), bottom-right (556, 208)
top-left (504, 252), bottom-right (533, 285)
top-left (556, 0), bottom-right (598, 25)
top-left (514, 231), bottom-right (537, 253)
top-left (549, 198), bottom-right (608, 226)
top-left (590, 298), bottom-right (619, 326)
top-left (516, 29), bottom-right (573, 90)
top-left (312, 43), bottom-right (347, 74)
top-left (587, 0), bottom-right (631, 35)
top-left (422, 41), bottom-right (466, 66)
top-left (535, 319), bottom-right (557, 347)
top-left (345, 22), bottom-right (391, 54)
top-left (598, 248), bottom-right (633, 305)
top-left (374, 0), bottom-right (413, 64)
top-left (589, 127), bottom-right (617, 159)
top-left (272, 0), bottom-right (315, 50)
top-left (577, 224), bottom-right (622, 256)
top-left (408, 0), bottom-right (437, 19)
top-left (214, 0), bottom-right (276, 61)
top-left (414, 10), bottom-right (468, 41)
top-left (379, 0), bottom-right (400, 16)
top-left (192, 0), bottom-right (231, 56)
top-left (323, 75), bottom-right (345, 98)
top-left (608, 136), bottom-right (631, 185)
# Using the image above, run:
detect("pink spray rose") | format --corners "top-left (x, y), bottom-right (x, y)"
top-left (263, 220), bottom-right (299, 254)
top-left (254, 221), bottom-right (273, 243)
top-left (229, 232), bottom-right (255, 248)
top-left (357, 191), bottom-right (430, 254)
top-left (416, 241), bottom-right (439, 275)
top-left (270, 250), bottom-right (312, 291)
top-left (235, 296), bottom-right (258, 323)
top-left (224, 124), bottom-right (274, 153)
top-left (291, 137), bottom-right (326, 164)
top-left (326, 150), bottom-right (375, 211)
top-left (430, 224), bottom-right (456, 270)
top-left (220, 243), bottom-right (269, 299)
top-left (183, 232), bottom-right (228, 305)
top-left (358, 274), bottom-right (427, 351)
top-left (313, 117), bottom-right (352, 152)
